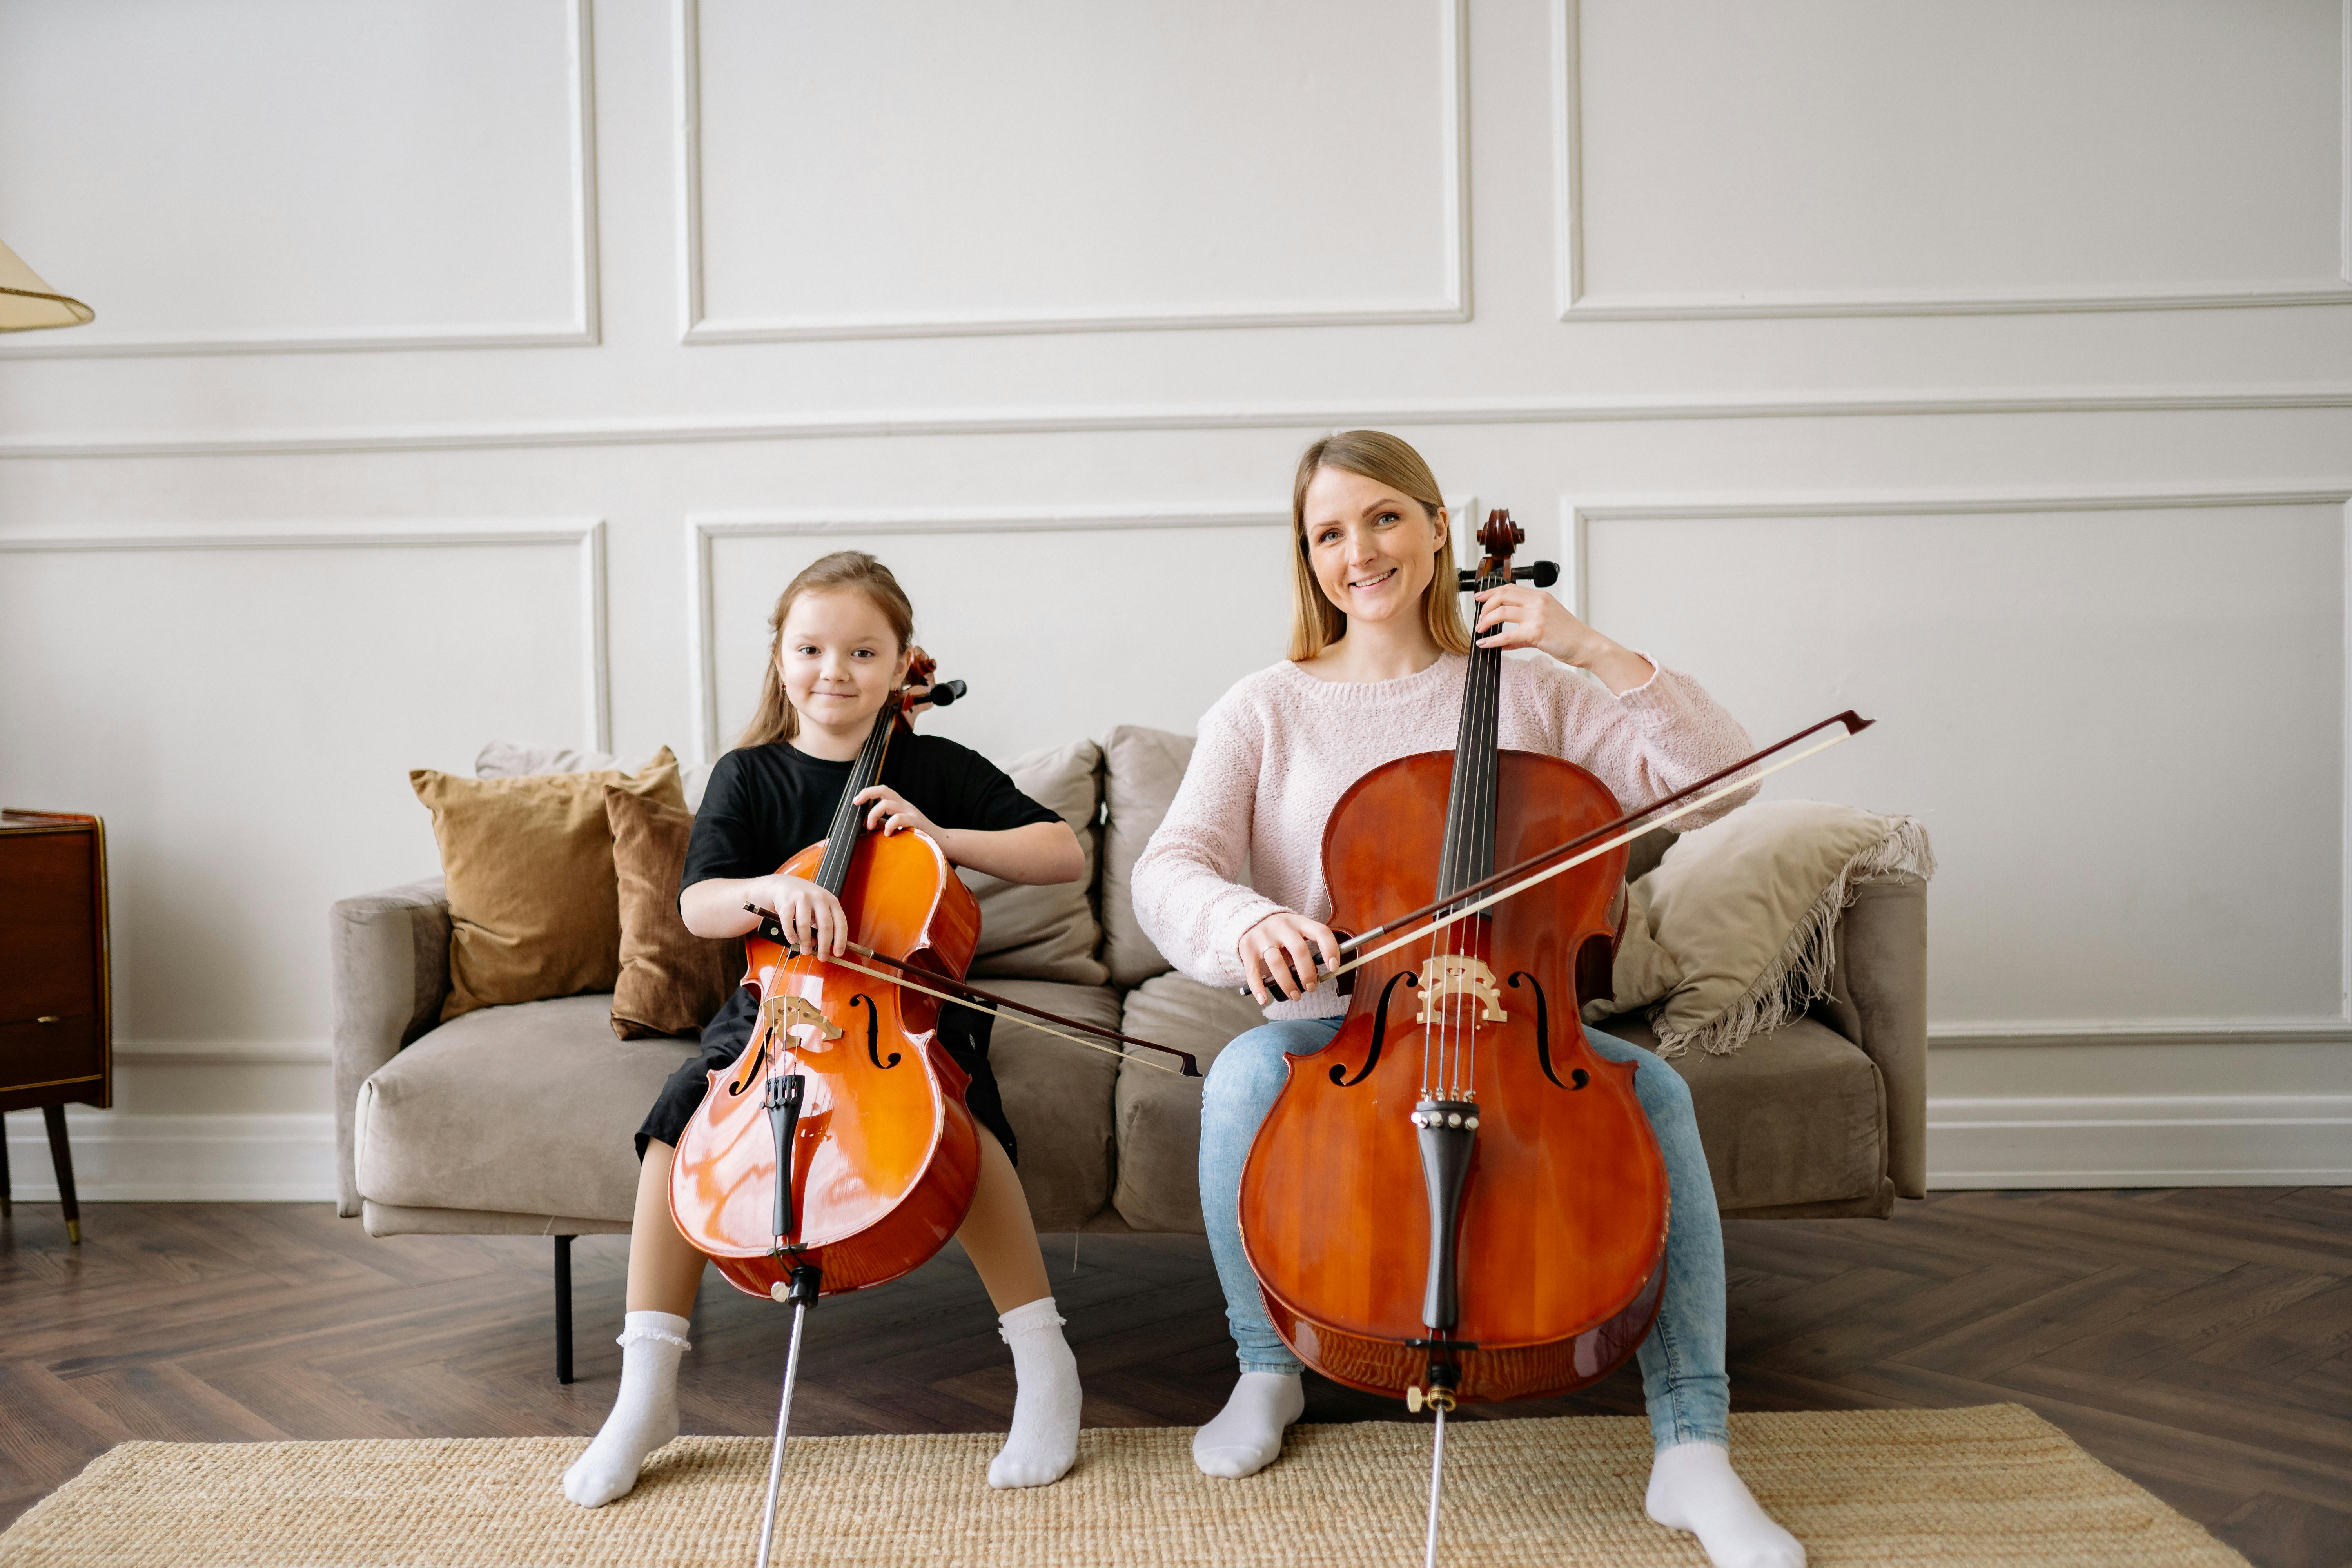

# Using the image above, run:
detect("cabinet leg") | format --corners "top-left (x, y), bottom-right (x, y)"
top-left (554, 1235), bottom-right (575, 1384)
top-left (1, 1111), bottom-right (12, 1218)
top-left (42, 1105), bottom-right (80, 1245)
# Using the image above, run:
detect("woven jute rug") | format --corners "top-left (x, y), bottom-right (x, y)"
top-left (0, 1404), bottom-right (2241, 1568)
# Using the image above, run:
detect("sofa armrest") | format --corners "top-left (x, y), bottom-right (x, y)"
top-left (329, 877), bottom-right (450, 1217)
top-left (1814, 877), bottom-right (1927, 1200)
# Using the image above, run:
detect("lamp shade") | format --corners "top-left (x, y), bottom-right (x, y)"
top-left (0, 236), bottom-right (94, 332)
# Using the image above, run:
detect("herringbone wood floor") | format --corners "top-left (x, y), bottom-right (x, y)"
top-left (1, 1190), bottom-right (2345, 1566)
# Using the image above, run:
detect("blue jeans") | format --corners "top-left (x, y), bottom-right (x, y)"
top-left (1198, 1016), bottom-right (1730, 1452)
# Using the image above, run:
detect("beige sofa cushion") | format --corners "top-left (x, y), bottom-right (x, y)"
top-left (1592, 1011), bottom-right (1886, 1212)
top-left (1100, 725), bottom-right (1196, 987)
top-left (412, 750), bottom-right (685, 1022)
top-left (1111, 973), bottom-right (1269, 1231)
top-left (963, 739), bottom-right (1107, 986)
top-left (982, 979), bottom-right (1124, 1230)
top-left (354, 994), bottom-right (697, 1223)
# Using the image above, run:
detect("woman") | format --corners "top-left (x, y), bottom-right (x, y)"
top-left (1131, 433), bottom-right (1804, 1568)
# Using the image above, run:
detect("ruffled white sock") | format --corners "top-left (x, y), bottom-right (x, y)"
top-left (1646, 1441), bottom-right (1806, 1568)
top-left (561, 1310), bottom-right (690, 1508)
top-left (1191, 1371), bottom-right (1304, 1479)
top-left (987, 1296), bottom-right (1082, 1488)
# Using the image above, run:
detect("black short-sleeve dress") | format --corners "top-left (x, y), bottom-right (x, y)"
top-left (633, 733), bottom-right (1061, 1163)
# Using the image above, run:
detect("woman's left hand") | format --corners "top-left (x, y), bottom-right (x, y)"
top-left (855, 785), bottom-right (940, 837)
top-left (1472, 584), bottom-right (1655, 693)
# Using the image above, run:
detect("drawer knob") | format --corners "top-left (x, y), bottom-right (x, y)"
top-left (36, 1015), bottom-right (59, 1024)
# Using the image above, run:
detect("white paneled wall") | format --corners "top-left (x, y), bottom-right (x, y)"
top-left (1, 0), bottom-right (2348, 1198)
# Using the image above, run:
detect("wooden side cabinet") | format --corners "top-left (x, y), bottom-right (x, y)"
top-left (0, 810), bottom-right (110, 1244)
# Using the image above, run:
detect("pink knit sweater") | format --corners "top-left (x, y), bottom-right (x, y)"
top-left (1130, 653), bottom-right (1756, 1019)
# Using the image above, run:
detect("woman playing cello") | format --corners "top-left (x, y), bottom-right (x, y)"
top-left (1131, 432), bottom-right (1805, 1568)
top-left (564, 551), bottom-right (1089, 1506)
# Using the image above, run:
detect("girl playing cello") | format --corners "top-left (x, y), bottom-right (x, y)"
top-left (564, 550), bottom-right (1089, 1506)
top-left (1132, 433), bottom-right (1806, 1568)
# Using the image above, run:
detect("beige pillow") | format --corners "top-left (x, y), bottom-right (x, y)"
top-left (412, 748), bottom-right (684, 1021)
top-left (477, 739), bottom-right (715, 812)
top-left (1100, 725), bottom-right (1197, 986)
top-left (1581, 876), bottom-right (1682, 1025)
top-left (961, 738), bottom-right (1107, 986)
top-left (1642, 799), bottom-right (1934, 1056)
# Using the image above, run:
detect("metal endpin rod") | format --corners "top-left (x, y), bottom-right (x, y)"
top-left (1423, 1403), bottom-right (1447, 1568)
top-left (751, 1299), bottom-right (811, 1568)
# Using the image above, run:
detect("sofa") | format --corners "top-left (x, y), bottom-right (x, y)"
top-left (331, 726), bottom-right (1927, 1378)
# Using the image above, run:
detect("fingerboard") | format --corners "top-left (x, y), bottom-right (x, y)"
top-left (1435, 565), bottom-right (1508, 906)
top-left (810, 697), bottom-right (902, 896)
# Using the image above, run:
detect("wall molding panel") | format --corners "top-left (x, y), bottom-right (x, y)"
top-left (0, 0), bottom-right (600, 361)
top-left (686, 506), bottom-right (1284, 762)
top-left (11, 384), bottom-right (2352, 463)
top-left (0, 519), bottom-right (613, 751)
top-left (671, 0), bottom-right (1469, 343)
top-left (1552, 0), bottom-right (2352, 322)
top-left (1566, 484), bottom-right (2352, 1057)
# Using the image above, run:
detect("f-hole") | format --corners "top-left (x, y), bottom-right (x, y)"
top-left (1331, 971), bottom-right (1416, 1088)
top-left (849, 993), bottom-right (897, 1069)
top-left (1509, 971), bottom-right (1586, 1091)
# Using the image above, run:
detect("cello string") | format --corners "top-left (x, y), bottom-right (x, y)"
top-left (1313, 728), bottom-right (1860, 989)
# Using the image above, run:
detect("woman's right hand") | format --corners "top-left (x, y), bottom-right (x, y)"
top-left (1238, 910), bottom-right (1343, 1006)
top-left (753, 874), bottom-right (851, 956)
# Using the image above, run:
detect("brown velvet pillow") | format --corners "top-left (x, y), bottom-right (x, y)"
top-left (410, 748), bottom-right (684, 1021)
top-left (606, 784), bottom-right (744, 1039)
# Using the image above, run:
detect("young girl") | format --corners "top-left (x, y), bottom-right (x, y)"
top-left (563, 551), bottom-right (1089, 1506)
top-left (1131, 434), bottom-right (1806, 1568)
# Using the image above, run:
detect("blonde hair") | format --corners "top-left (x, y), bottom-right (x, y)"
top-left (1287, 430), bottom-right (1471, 662)
top-left (738, 551), bottom-right (916, 748)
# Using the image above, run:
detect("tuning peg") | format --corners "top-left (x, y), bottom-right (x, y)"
top-left (1456, 560), bottom-right (1561, 591)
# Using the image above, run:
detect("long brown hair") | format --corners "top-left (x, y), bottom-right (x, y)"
top-left (737, 551), bottom-right (917, 748)
top-left (1287, 430), bottom-right (1471, 662)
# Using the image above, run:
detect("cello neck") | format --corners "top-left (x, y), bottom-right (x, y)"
top-left (809, 693), bottom-right (904, 895)
top-left (1437, 519), bottom-right (1517, 904)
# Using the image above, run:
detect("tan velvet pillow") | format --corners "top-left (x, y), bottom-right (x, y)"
top-left (411, 748), bottom-right (684, 1021)
top-left (606, 784), bottom-right (744, 1039)
top-left (960, 737), bottom-right (1108, 986)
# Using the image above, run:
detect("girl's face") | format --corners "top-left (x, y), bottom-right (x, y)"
top-left (777, 589), bottom-right (911, 740)
top-left (1300, 463), bottom-right (1445, 632)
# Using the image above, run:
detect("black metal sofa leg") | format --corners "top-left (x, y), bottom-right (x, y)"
top-left (555, 1234), bottom-right (575, 1384)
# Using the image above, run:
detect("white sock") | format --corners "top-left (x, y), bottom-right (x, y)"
top-left (1191, 1371), bottom-right (1305, 1479)
top-left (1646, 1441), bottom-right (1806, 1568)
top-left (561, 1310), bottom-right (690, 1508)
top-left (987, 1296), bottom-right (1082, 1488)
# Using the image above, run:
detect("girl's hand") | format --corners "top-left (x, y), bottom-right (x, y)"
top-left (1238, 910), bottom-right (1343, 1006)
top-left (753, 874), bottom-right (851, 956)
top-left (1471, 584), bottom-right (1655, 693)
top-left (855, 785), bottom-right (938, 838)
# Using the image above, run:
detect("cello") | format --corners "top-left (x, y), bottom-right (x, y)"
top-left (667, 655), bottom-right (1198, 1567)
top-left (1237, 511), bottom-right (1871, 1564)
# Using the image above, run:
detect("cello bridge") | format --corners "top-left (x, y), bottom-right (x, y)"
top-left (1415, 955), bottom-right (1507, 1024)
top-left (761, 993), bottom-right (844, 1050)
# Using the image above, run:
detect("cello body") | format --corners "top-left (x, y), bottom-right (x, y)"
top-left (668, 656), bottom-right (987, 1303)
top-left (1238, 517), bottom-right (1670, 1405)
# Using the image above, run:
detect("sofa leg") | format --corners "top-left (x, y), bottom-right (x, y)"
top-left (554, 1235), bottom-right (575, 1385)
